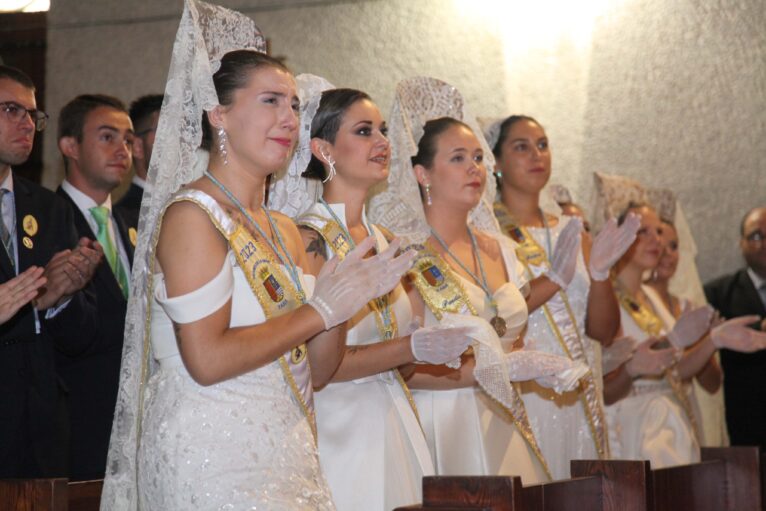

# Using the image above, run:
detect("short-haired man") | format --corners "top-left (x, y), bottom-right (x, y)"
top-left (116, 93), bottom-right (162, 219)
top-left (705, 206), bottom-right (766, 449)
top-left (0, 65), bottom-right (100, 478)
top-left (56, 93), bottom-right (136, 480)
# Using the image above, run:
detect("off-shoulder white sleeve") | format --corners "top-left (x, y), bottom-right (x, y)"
top-left (154, 253), bottom-right (234, 324)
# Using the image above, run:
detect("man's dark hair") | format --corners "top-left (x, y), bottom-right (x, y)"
top-left (129, 94), bottom-right (163, 132)
top-left (741, 207), bottom-right (764, 237)
top-left (0, 65), bottom-right (35, 91)
top-left (58, 94), bottom-right (127, 142)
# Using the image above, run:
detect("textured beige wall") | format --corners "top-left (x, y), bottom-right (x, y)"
top-left (44, 0), bottom-right (765, 282)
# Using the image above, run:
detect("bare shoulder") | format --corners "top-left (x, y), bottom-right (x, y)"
top-left (157, 200), bottom-right (228, 295)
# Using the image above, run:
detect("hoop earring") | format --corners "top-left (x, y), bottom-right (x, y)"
top-left (424, 183), bottom-right (432, 206)
top-left (217, 126), bottom-right (229, 166)
top-left (319, 149), bottom-right (336, 183)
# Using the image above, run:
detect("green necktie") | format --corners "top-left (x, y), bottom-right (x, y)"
top-left (90, 206), bottom-right (129, 299)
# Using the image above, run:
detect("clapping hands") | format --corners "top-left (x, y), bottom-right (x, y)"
top-left (624, 336), bottom-right (677, 378)
top-left (711, 315), bottom-right (766, 353)
top-left (0, 266), bottom-right (47, 324)
top-left (588, 214), bottom-right (641, 281)
top-left (35, 237), bottom-right (103, 310)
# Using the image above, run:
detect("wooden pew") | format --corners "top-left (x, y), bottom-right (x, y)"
top-left (649, 446), bottom-right (762, 511)
top-left (394, 476), bottom-right (520, 510)
top-left (394, 461), bottom-right (650, 511)
top-left (761, 450), bottom-right (766, 511)
top-left (0, 478), bottom-right (102, 511)
top-left (396, 447), bottom-right (762, 511)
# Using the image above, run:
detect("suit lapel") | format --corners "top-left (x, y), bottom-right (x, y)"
top-left (736, 269), bottom-right (766, 316)
top-left (11, 177), bottom-right (34, 275)
top-left (56, 187), bottom-right (127, 303)
top-left (113, 210), bottom-right (135, 267)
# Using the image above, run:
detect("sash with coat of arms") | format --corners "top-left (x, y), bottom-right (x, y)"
top-left (407, 241), bottom-right (552, 479)
top-left (166, 191), bottom-right (317, 441)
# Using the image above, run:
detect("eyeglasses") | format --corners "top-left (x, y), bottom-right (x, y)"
top-left (744, 231), bottom-right (765, 246)
top-left (0, 101), bottom-right (49, 132)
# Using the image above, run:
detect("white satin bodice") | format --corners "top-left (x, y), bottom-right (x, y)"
top-left (305, 202), bottom-right (433, 511)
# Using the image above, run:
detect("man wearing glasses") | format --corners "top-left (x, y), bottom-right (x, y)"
top-left (0, 65), bottom-right (101, 478)
top-left (705, 206), bottom-right (766, 450)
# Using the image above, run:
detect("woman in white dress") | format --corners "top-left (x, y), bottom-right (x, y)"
top-left (604, 203), bottom-right (766, 467)
top-left (99, 4), bottom-right (413, 510)
top-left (270, 83), bottom-right (471, 511)
top-left (486, 115), bottom-right (640, 479)
top-left (369, 77), bottom-right (588, 484)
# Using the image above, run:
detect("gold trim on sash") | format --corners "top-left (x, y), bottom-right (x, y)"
top-left (298, 212), bottom-right (421, 424)
top-left (408, 242), bottom-right (552, 480)
top-left (494, 201), bottom-right (610, 459)
top-left (616, 288), bottom-right (703, 444)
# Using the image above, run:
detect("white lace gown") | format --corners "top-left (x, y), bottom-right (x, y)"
top-left (413, 235), bottom-right (549, 484)
top-left (310, 204), bottom-right (434, 511)
top-left (605, 286), bottom-right (700, 469)
top-left (518, 216), bottom-right (604, 480)
top-left (137, 249), bottom-right (335, 510)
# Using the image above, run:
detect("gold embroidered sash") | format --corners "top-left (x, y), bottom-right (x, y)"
top-left (168, 193), bottom-right (317, 441)
top-left (298, 211), bottom-right (420, 423)
top-left (616, 288), bottom-right (703, 444)
top-left (408, 242), bottom-right (552, 479)
top-left (494, 201), bottom-right (610, 459)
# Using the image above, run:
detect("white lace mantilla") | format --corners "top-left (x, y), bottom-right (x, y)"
top-left (101, 1), bottom-right (270, 509)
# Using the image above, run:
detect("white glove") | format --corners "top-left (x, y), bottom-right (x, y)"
top-left (667, 305), bottom-right (714, 349)
top-left (624, 337), bottom-right (678, 378)
top-left (711, 315), bottom-right (766, 352)
top-left (504, 349), bottom-right (590, 393)
top-left (601, 336), bottom-right (638, 374)
top-left (308, 236), bottom-right (415, 329)
top-left (588, 214), bottom-right (641, 281)
top-left (411, 324), bottom-right (473, 365)
top-left (545, 217), bottom-right (582, 289)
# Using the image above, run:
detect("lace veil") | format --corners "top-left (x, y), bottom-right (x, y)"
top-left (267, 74), bottom-right (335, 216)
top-left (591, 171), bottom-right (706, 306)
top-left (367, 77), bottom-right (534, 454)
top-left (368, 76), bottom-right (500, 243)
top-left (100, 2), bottom-right (266, 509)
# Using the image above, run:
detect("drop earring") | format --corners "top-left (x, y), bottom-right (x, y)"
top-left (424, 183), bottom-right (432, 206)
top-left (217, 126), bottom-right (229, 165)
top-left (319, 149), bottom-right (336, 183)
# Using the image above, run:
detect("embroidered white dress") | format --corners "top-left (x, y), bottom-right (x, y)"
top-left (305, 203), bottom-right (434, 511)
top-left (137, 195), bottom-right (335, 510)
top-left (518, 216), bottom-right (604, 480)
top-left (413, 235), bottom-right (549, 484)
top-left (605, 285), bottom-right (700, 469)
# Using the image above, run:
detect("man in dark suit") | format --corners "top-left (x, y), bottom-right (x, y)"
top-left (56, 94), bottom-right (136, 480)
top-left (115, 93), bottom-right (161, 225)
top-left (704, 206), bottom-right (766, 449)
top-left (0, 66), bottom-right (100, 478)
